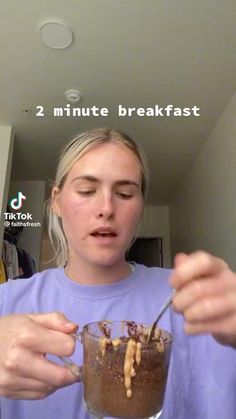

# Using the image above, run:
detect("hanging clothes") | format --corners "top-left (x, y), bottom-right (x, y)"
top-left (3, 240), bottom-right (19, 279)
top-left (2, 212), bottom-right (36, 281)
top-left (2, 240), bottom-right (36, 280)
top-left (0, 258), bottom-right (7, 284)
top-left (17, 248), bottom-right (36, 278)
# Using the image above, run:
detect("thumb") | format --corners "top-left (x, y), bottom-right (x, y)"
top-left (27, 312), bottom-right (79, 334)
top-left (174, 252), bottom-right (189, 268)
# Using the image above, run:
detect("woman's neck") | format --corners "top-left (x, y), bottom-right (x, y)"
top-left (64, 258), bottom-right (132, 285)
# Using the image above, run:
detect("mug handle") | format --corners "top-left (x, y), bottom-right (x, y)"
top-left (60, 331), bottom-right (83, 380)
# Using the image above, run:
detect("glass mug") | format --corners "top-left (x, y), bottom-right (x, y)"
top-left (61, 320), bottom-right (172, 419)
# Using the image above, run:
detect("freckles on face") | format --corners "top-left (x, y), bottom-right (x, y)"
top-left (120, 199), bottom-right (142, 235)
top-left (60, 183), bottom-right (142, 245)
top-left (59, 188), bottom-right (92, 238)
top-left (56, 142), bottom-right (144, 264)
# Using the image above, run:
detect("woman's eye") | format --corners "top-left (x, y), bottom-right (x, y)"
top-left (77, 190), bottom-right (95, 195)
top-left (117, 192), bottom-right (133, 199)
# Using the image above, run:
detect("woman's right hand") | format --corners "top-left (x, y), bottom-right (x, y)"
top-left (0, 312), bottom-right (79, 399)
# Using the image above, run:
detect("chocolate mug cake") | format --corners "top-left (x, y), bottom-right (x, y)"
top-left (82, 321), bottom-right (172, 418)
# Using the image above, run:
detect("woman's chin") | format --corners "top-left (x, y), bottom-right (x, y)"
top-left (90, 254), bottom-right (124, 268)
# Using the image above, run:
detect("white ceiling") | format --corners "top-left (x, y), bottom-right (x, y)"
top-left (1, 0), bottom-right (236, 204)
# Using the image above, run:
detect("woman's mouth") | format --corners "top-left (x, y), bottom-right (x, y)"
top-left (90, 227), bottom-right (118, 242)
top-left (92, 232), bottom-right (116, 237)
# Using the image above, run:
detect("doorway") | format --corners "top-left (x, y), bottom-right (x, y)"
top-left (126, 237), bottom-right (163, 267)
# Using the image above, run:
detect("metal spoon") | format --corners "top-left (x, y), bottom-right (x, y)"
top-left (147, 290), bottom-right (175, 344)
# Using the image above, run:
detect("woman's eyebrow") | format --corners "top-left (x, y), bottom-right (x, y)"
top-left (114, 180), bottom-right (140, 189)
top-left (71, 175), bottom-right (98, 183)
top-left (71, 176), bottom-right (139, 188)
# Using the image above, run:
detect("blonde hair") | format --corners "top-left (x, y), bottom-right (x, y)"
top-left (47, 127), bottom-right (149, 267)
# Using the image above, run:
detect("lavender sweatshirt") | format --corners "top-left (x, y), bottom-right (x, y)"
top-left (0, 264), bottom-right (235, 419)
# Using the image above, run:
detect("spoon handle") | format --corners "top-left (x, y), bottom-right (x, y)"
top-left (147, 290), bottom-right (175, 343)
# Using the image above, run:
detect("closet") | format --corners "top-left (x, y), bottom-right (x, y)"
top-left (1, 217), bottom-right (36, 283)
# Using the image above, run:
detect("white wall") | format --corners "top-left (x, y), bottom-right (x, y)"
top-left (169, 92), bottom-right (236, 270)
top-left (40, 230), bottom-right (56, 271)
top-left (139, 205), bottom-right (171, 267)
top-left (9, 181), bottom-right (45, 271)
top-left (0, 126), bottom-right (14, 255)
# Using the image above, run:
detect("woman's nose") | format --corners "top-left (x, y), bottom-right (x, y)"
top-left (96, 193), bottom-right (114, 220)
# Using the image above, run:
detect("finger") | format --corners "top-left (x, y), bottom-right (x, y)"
top-left (184, 313), bottom-right (236, 335)
top-left (18, 355), bottom-right (78, 387)
top-left (170, 251), bottom-right (228, 289)
top-left (212, 333), bottom-right (236, 347)
top-left (5, 348), bottom-right (78, 386)
top-left (0, 388), bottom-right (54, 400)
top-left (173, 276), bottom-right (235, 313)
top-left (184, 293), bottom-right (236, 322)
top-left (1, 374), bottom-right (56, 394)
top-left (27, 312), bottom-right (78, 334)
top-left (174, 253), bottom-right (189, 268)
top-left (15, 321), bottom-right (76, 357)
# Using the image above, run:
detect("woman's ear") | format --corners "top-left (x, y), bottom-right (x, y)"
top-left (51, 186), bottom-right (62, 217)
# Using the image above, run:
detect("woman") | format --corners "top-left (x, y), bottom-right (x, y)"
top-left (0, 128), bottom-right (236, 419)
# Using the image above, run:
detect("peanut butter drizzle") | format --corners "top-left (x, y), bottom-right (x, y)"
top-left (156, 339), bottom-right (164, 352)
top-left (98, 336), bottom-right (143, 398)
top-left (153, 327), bottom-right (164, 352)
top-left (99, 336), bottom-right (111, 357)
top-left (135, 342), bottom-right (142, 366)
top-left (99, 337), bottom-right (122, 356)
top-left (124, 339), bottom-right (142, 398)
top-left (98, 322), bottom-right (164, 399)
top-left (112, 338), bottom-right (121, 350)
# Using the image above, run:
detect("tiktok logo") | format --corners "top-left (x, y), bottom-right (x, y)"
top-left (9, 192), bottom-right (26, 210)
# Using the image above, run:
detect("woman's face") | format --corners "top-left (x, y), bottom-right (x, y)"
top-left (52, 142), bottom-right (144, 268)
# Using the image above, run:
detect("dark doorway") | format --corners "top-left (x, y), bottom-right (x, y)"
top-left (126, 237), bottom-right (163, 267)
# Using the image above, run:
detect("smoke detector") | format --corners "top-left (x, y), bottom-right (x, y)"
top-left (38, 19), bottom-right (74, 49)
top-left (65, 89), bottom-right (82, 103)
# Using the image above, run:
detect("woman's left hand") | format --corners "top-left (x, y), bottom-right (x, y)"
top-left (170, 251), bottom-right (236, 348)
